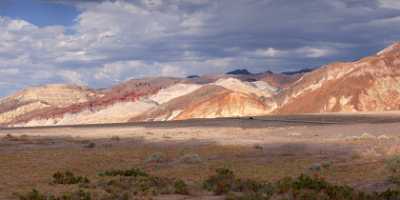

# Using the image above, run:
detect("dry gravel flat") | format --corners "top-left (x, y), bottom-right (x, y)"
top-left (1, 113), bottom-right (400, 199)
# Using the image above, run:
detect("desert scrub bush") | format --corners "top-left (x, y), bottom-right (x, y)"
top-left (15, 189), bottom-right (52, 200)
top-left (174, 179), bottom-right (189, 195)
top-left (233, 179), bottom-right (273, 195)
top-left (84, 142), bottom-right (96, 148)
top-left (308, 163), bottom-right (322, 172)
top-left (378, 189), bottom-right (400, 200)
top-left (97, 168), bottom-right (189, 196)
top-left (273, 174), bottom-right (382, 200)
top-left (203, 168), bottom-right (236, 195)
top-left (110, 136), bottom-right (121, 142)
top-left (179, 153), bottom-right (202, 164)
top-left (52, 171), bottom-right (89, 185)
top-left (99, 175), bottom-right (184, 196)
top-left (144, 152), bottom-right (167, 164)
top-left (16, 189), bottom-right (92, 200)
top-left (2, 134), bottom-right (29, 142)
top-left (253, 144), bottom-right (263, 150)
top-left (226, 180), bottom-right (274, 200)
top-left (386, 155), bottom-right (400, 184)
top-left (203, 168), bottom-right (274, 197)
top-left (58, 190), bottom-right (92, 200)
top-left (291, 174), bottom-right (330, 191)
top-left (99, 168), bottom-right (149, 177)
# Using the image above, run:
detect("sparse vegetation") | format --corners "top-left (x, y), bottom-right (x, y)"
top-left (84, 142), bottom-right (96, 148)
top-left (16, 189), bottom-right (92, 200)
top-left (52, 171), bottom-right (90, 185)
top-left (2, 134), bottom-right (29, 142)
top-left (15, 167), bottom-right (400, 200)
top-left (179, 153), bottom-right (202, 164)
top-left (308, 163), bottom-right (322, 172)
top-left (174, 179), bottom-right (189, 195)
top-left (144, 152), bottom-right (167, 164)
top-left (386, 155), bottom-right (400, 184)
top-left (203, 168), bottom-right (236, 195)
top-left (253, 144), bottom-right (263, 150)
top-left (110, 136), bottom-right (120, 142)
top-left (98, 168), bottom-right (148, 177)
top-left (205, 168), bottom-right (400, 200)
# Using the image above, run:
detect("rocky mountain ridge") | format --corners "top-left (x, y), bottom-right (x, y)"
top-left (1, 42), bottom-right (399, 127)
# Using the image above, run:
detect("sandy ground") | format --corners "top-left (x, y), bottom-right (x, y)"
top-left (1, 113), bottom-right (400, 199)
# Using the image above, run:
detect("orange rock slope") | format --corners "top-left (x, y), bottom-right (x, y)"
top-left (275, 42), bottom-right (400, 114)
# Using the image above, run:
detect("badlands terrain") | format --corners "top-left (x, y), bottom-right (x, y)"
top-left (1, 42), bottom-right (400, 127)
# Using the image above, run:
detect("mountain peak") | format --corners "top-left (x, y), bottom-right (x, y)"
top-left (377, 42), bottom-right (400, 56)
top-left (226, 69), bottom-right (252, 75)
top-left (281, 68), bottom-right (314, 75)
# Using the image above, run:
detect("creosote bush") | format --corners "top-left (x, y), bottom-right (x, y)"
top-left (179, 153), bottom-right (202, 164)
top-left (84, 142), bottom-right (96, 149)
top-left (174, 179), bottom-right (189, 195)
top-left (52, 171), bottom-right (90, 185)
top-left (16, 189), bottom-right (91, 200)
top-left (98, 168), bottom-right (148, 177)
top-left (144, 152), bottom-right (167, 164)
top-left (110, 136), bottom-right (121, 142)
top-left (203, 168), bottom-right (273, 197)
top-left (386, 155), bottom-right (400, 184)
top-left (98, 168), bottom-right (189, 197)
top-left (206, 168), bottom-right (400, 200)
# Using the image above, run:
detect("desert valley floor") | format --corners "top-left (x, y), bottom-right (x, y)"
top-left (2, 113), bottom-right (400, 199)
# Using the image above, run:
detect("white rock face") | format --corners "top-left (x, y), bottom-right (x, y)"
top-left (251, 81), bottom-right (278, 94)
top-left (17, 100), bottom-right (156, 126)
top-left (0, 101), bottom-right (50, 124)
top-left (10, 84), bottom-right (96, 107)
top-left (213, 78), bottom-right (276, 97)
top-left (149, 83), bottom-right (202, 104)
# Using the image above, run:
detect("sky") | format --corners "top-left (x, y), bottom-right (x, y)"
top-left (0, 0), bottom-right (399, 96)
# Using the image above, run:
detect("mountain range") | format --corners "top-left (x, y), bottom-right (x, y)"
top-left (1, 42), bottom-right (400, 127)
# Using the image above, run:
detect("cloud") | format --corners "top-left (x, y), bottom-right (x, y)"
top-left (0, 0), bottom-right (399, 96)
top-left (248, 47), bottom-right (335, 59)
top-left (58, 70), bottom-right (87, 85)
top-left (379, 0), bottom-right (400, 9)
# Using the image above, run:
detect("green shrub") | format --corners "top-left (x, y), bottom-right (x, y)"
top-left (59, 190), bottom-right (92, 200)
top-left (253, 144), bottom-right (263, 150)
top-left (386, 156), bottom-right (400, 184)
top-left (174, 179), bottom-right (189, 195)
top-left (203, 168), bottom-right (236, 195)
top-left (84, 142), bottom-right (96, 148)
top-left (52, 171), bottom-right (89, 185)
top-left (16, 189), bottom-right (52, 200)
top-left (98, 170), bottom-right (188, 196)
top-left (292, 174), bottom-right (329, 191)
top-left (98, 168), bottom-right (148, 177)
top-left (110, 136), bottom-right (121, 141)
top-left (17, 167), bottom-right (400, 200)
top-left (16, 189), bottom-right (91, 200)
top-left (179, 153), bottom-right (202, 164)
top-left (378, 189), bottom-right (400, 200)
top-left (144, 152), bottom-right (167, 164)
